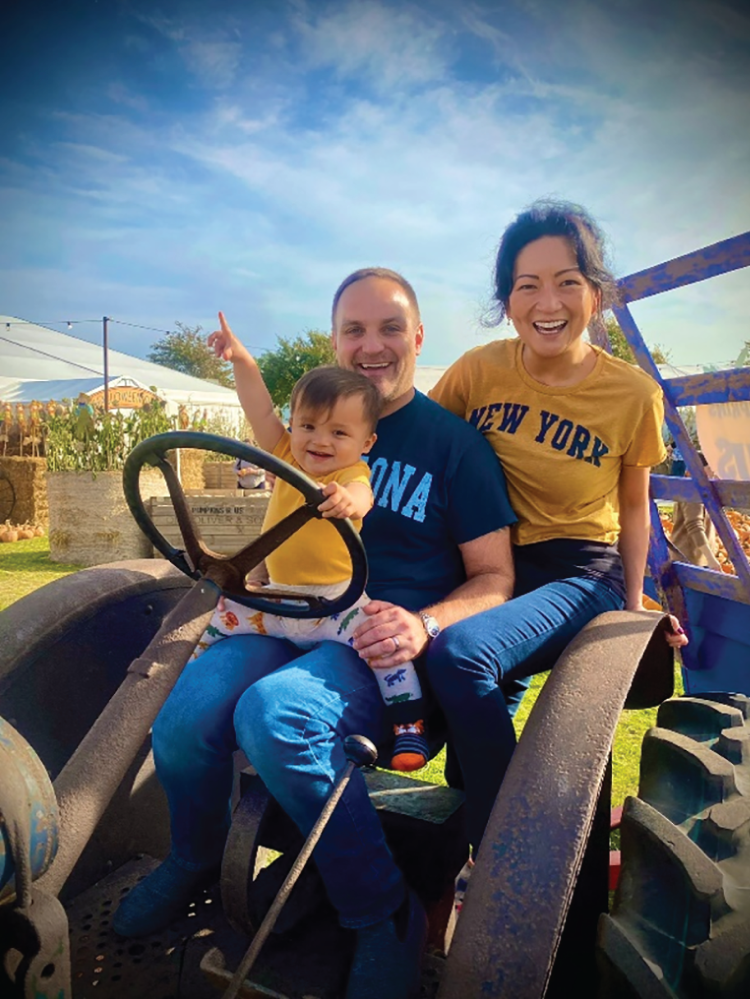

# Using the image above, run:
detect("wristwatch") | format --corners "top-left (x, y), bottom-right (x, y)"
top-left (418, 611), bottom-right (441, 642)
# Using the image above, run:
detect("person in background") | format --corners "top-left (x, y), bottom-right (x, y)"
top-left (235, 440), bottom-right (267, 489)
top-left (670, 440), bottom-right (686, 478)
top-left (671, 454), bottom-right (722, 570)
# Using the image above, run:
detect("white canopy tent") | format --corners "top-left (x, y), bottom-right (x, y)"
top-left (0, 315), bottom-right (243, 427)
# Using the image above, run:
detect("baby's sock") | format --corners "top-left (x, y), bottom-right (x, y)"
top-left (373, 661), bottom-right (428, 771)
top-left (391, 719), bottom-right (428, 772)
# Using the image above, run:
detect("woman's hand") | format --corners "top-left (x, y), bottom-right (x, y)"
top-left (352, 600), bottom-right (428, 667)
top-left (665, 614), bottom-right (688, 649)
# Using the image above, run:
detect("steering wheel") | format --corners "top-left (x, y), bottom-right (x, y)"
top-left (122, 432), bottom-right (368, 618)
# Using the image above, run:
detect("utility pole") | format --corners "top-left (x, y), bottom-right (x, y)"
top-left (103, 316), bottom-right (110, 412)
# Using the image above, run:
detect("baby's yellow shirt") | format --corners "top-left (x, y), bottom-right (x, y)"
top-left (263, 433), bottom-right (372, 585)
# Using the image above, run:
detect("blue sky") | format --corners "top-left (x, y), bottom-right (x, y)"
top-left (1, 0), bottom-right (749, 367)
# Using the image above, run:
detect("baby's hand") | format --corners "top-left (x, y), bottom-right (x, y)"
top-left (207, 312), bottom-right (245, 363)
top-left (318, 481), bottom-right (358, 519)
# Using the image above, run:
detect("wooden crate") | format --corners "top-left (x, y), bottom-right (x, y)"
top-left (149, 491), bottom-right (271, 555)
top-left (203, 461), bottom-right (239, 490)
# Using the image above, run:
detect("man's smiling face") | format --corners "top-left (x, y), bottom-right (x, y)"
top-left (331, 276), bottom-right (424, 417)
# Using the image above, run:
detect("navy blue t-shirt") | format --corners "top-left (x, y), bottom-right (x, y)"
top-left (360, 391), bottom-right (516, 610)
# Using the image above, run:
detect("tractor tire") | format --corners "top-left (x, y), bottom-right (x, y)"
top-left (598, 692), bottom-right (750, 998)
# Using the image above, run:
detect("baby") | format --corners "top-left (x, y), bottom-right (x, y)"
top-left (191, 313), bottom-right (428, 771)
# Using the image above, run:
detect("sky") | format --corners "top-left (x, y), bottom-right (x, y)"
top-left (1, 0), bottom-right (749, 368)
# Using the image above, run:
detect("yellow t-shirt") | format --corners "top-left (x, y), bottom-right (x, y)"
top-left (263, 433), bottom-right (372, 586)
top-left (429, 339), bottom-right (666, 546)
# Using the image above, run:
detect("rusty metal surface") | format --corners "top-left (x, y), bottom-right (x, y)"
top-left (65, 858), bottom-right (223, 999)
top-left (618, 231), bottom-right (750, 303)
top-left (0, 560), bottom-right (190, 691)
top-left (0, 720), bottom-right (71, 997)
top-left (438, 610), bottom-right (673, 999)
top-left (0, 888), bottom-right (73, 999)
top-left (63, 857), bottom-right (444, 999)
top-left (222, 775), bottom-right (276, 937)
top-left (36, 581), bottom-right (219, 898)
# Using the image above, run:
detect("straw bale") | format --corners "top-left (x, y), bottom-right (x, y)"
top-left (175, 449), bottom-right (205, 490)
top-left (47, 468), bottom-right (167, 566)
top-left (0, 456), bottom-right (48, 526)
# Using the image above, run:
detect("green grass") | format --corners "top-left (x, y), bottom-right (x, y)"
top-left (1, 538), bottom-right (671, 812)
top-left (0, 535), bottom-right (81, 611)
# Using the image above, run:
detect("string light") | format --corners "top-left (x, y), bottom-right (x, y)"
top-left (1, 317), bottom-right (266, 351)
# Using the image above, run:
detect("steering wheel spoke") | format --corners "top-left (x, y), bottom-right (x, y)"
top-left (122, 432), bottom-right (368, 618)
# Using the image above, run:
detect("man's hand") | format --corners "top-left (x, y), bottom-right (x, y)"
top-left (352, 600), bottom-right (428, 667)
top-left (207, 311), bottom-right (251, 364)
top-left (317, 480), bottom-right (373, 520)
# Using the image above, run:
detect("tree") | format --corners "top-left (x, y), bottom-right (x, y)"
top-left (147, 322), bottom-right (235, 388)
top-left (604, 317), bottom-right (670, 366)
top-left (258, 330), bottom-right (336, 409)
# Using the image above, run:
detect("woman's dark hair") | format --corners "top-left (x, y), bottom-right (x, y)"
top-left (290, 365), bottom-right (382, 433)
top-left (331, 267), bottom-right (421, 328)
top-left (488, 199), bottom-right (619, 324)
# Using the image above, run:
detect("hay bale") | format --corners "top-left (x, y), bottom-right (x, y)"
top-left (0, 456), bottom-right (48, 526)
top-left (175, 449), bottom-right (205, 490)
top-left (47, 469), bottom-right (167, 566)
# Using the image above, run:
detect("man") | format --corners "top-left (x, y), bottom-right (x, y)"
top-left (113, 268), bottom-right (516, 999)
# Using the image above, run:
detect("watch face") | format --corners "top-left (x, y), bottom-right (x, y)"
top-left (422, 614), bottom-right (440, 639)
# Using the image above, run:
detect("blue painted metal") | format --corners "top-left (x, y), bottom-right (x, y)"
top-left (614, 231), bottom-right (750, 694)
top-left (0, 716), bottom-right (59, 902)
top-left (619, 231), bottom-right (750, 304)
top-left (650, 474), bottom-right (750, 509)
top-left (664, 368), bottom-right (750, 408)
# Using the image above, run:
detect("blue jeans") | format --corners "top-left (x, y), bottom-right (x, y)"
top-left (152, 635), bottom-right (404, 928)
top-left (425, 576), bottom-right (623, 850)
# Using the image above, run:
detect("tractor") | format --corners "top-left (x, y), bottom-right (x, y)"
top-left (1, 233), bottom-right (749, 999)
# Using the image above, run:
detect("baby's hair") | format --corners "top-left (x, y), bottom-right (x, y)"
top-left (291, 366), bottom-right (383, 433)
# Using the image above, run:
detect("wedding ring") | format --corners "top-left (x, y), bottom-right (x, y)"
top-left (393, 635), bottom-right (401, 651)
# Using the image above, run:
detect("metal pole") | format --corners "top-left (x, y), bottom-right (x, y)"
top-left (103, 316), bottom-right (110, 413)
top-left (221, 735), bottom-right (378, 999)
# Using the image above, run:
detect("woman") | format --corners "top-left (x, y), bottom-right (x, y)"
top-left (426, 199), bottom-right (686, 851)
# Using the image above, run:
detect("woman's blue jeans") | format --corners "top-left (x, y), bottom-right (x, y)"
top-left (425, 575), bottom-right (623, 851)
top-left (152, 635), bottom-right (404, 928)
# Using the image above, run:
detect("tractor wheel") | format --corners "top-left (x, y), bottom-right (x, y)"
top-left (598, 692), bottom-right (750, 998)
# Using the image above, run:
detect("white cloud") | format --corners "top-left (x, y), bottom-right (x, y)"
top-left (289, 0), bottom-right (451, 90)
top-left (2, 0), bottom-right (748, 368)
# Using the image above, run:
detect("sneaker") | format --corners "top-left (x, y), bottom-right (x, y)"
top-left (112, 854), bottom-right (219, 938)
top-left (391, 720), bottom-right (428, 772)
top-left (345, 888), bottom-right (427, 999)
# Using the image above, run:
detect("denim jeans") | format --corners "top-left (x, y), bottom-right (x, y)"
top-left (152, 634), bottom-right (405, 928)
top-left (425, 576), bottom-right (624, 850)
